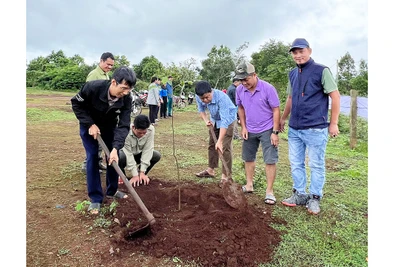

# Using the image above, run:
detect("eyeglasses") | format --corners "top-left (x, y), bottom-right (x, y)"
top-left (116, 82), bottom-right (132, 91)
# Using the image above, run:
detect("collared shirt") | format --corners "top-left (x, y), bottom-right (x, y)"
top-left (86, 65), bottom-right (109, 81)
top-left (236, 78), bottom-right (280, 133)
top-left (196, 89), bottom-right (237, 129)
top-left (121, 125), bottom-right (155, 176)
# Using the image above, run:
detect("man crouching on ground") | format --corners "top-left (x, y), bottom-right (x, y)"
top-left (118, 114), bottom-right (161, 187)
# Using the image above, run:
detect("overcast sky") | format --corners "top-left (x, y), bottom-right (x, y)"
top-left (26, 0), bottom-right (368, 75)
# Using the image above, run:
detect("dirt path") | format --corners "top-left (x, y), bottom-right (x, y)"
top-left (26, 94), bottom-right (283, 267)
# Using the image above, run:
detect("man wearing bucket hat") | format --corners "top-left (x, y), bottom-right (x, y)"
top-left (234, 61), bottom-right (280, 205)
top-left (280, 38), bottom-right (341, 215)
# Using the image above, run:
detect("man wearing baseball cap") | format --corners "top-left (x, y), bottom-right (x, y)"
top-left (234, 61), bottom-right (281, 205)
top-left (280, 38), bottom-right (341, 215)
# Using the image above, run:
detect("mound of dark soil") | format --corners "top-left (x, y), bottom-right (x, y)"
top-left (103, 178), bottom-right (284, 267)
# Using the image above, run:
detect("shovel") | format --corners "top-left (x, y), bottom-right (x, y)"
top-left (97, 134), bottom-right (155, 238)
top-left (208, 125), bottom-right (247, 210)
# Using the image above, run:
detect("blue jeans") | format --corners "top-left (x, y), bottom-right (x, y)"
top-left (288, 127), bottom-right (328, 198)
top-left (80, 125), bottom-right (118, 203)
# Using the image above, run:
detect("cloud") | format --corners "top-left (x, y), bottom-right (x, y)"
top-left (26, 0), bottom-right (368, 73)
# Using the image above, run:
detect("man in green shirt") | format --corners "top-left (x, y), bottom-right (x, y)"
top-left (82, 52), bottom-right (115, 173)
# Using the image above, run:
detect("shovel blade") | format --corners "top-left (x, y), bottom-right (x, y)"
top-left (222, 180), bottom-right (248, 210)
top-left (124, 223), bottom-right (151, 240)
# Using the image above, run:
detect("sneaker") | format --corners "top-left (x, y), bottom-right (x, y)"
top-left (155, 119), bottom-right (160, 122)
top-left (282, 189), bottom-right (309, 207)
top-left (306, 195), bottom-right (321, 215)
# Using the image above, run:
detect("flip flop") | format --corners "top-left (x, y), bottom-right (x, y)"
top-left (88, 202), bottom-right (101, 215)
top-left (195, 170), bottom-right (215, 178)
top-left (264, 194), bottom-right (276, 205)
top-left (242, 185), bottom-right (254, 194)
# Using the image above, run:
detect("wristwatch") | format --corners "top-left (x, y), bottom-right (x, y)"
top-left (272, 130), bottom-right (279, 135)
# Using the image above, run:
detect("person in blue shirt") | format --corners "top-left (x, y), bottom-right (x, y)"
top-left (166, 76), bottom-right (174, 117)
top-left (194, 81), bottom-right (237, 184)
top-left (159, 83), bottom-right (168, 119)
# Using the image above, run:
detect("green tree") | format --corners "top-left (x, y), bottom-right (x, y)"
top-left (26, 50), bottom-right (89, 90)
top-left (69, 54), bottom-right (86, 66)
top-left (162, 58), bottom-right (199, 95)
top-left (46, 50), bottom-right (70, 70)
top-left (200, 45), bottom-right (235, 89)
top-left (337, 52), bottom-right (357, 95)
top-left (113, 55), bottom-right (131, 70)
top-left (232, 42), bottom-right (249, 68)
top-left (350, 59), bottom-right (368, 97)
top-left (132, 55), bottom-right (164, 82)
top-left (251, 39), bottom-right (295, 103)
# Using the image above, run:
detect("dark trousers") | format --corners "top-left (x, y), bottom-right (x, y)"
top-left (79, 125), bottom-right (118, 203)
top-left (160, 96), bottom-right (167, 118)
top-left (118, 149), bottom-right (162, 175)
top-left (148, 104), bottom-right (158, 123)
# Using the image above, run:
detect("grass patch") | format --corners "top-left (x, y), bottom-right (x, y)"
top-left (27, 87), bottom-right (77, 96)
top-left (27, 107), bottom-right (76, 124)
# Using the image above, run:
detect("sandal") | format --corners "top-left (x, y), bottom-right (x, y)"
top-left (107, 190), bottom-right (128, 199)
top-left (264, 194), bottom-right (276, 205)
top-left (118, 176), bottom-right (124, 185)
top-left (195, 169), bottom-right (215, 178)
top-left (242, 185), bottom-right (254, 194)
top-left (88, 202), bottom-right (101, 215)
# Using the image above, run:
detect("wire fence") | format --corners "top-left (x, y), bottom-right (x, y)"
top-left (330, 96), bottom-right (368, 120)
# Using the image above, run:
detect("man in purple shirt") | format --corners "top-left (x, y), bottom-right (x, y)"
top-left (235, 62), bottom-right (280, 205)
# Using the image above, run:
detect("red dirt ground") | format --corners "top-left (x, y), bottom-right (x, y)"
top-left (101, 178), bottom-right (283, 267)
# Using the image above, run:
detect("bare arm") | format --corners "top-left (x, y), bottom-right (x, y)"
top-left (328, 90), bottom-right (341, 137)
top-left (271, 107), bottom-right (280, 147)
top-left (279, 95), bottom-right (292, 132)
top-left (237, 105), bottom-right (248, 140)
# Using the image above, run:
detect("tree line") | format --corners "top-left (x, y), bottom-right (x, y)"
top-left (26, 39), bottom-right (368, 101)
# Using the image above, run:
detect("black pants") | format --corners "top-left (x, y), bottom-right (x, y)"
top-left (148, 104), bottom-right (158, 123)
top-left (160, 96), bottom-right (167, 118)
top-left (118, 149), bottom-right (161, 175)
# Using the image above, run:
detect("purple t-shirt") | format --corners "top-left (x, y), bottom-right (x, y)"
top-left (236, 79), bottom-right (280, 133)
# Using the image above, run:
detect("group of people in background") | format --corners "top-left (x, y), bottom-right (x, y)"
top-left (147, 76), bottom-right (174, 125)
top-left (71, 37), bottom-right (341, 216)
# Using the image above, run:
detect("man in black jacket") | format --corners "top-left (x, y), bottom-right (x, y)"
top-left (71, 66), bottom-right (136, 214)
